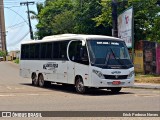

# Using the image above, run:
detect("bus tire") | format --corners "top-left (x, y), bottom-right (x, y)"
top-left (75, 77), bottom-right (86, 94)
top-left (32, 73), bottom-right (38, 86)
top-left (38, 74), bottom-right (45, 87)
top-left (38, 74), bottom-right (51, 87)
top-left (110, 87), bottom-right (122, 94)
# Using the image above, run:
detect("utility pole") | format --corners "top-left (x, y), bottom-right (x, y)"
top-left (112, 0), bottom-right (118, 37)
top-left (0, 0), bottom-right (7, 52)
top-left (20, 1), bottom-right (35, 40)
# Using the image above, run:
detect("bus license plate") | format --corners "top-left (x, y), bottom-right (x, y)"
top-left (112, 81), bottom-right (121, 85)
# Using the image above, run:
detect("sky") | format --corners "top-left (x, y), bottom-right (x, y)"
top-left (4, 0), bottom-right (44, 51)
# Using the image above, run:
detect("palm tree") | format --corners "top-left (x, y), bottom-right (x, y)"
top-left (29, 3), bottom-right (44, 20)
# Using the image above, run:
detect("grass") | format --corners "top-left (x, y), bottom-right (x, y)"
top-left (13, 58), bottom-right (19, 64)
top-left (135, 74), bottom-right (160, 84)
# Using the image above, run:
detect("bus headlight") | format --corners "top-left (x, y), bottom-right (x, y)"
top-left (127, 71), bottom-right (134, 79)
top-left (92, 69), bottom-right (105, 79)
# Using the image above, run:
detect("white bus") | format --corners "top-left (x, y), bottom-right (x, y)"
top-left (20, 34), bottom-right (134, 94)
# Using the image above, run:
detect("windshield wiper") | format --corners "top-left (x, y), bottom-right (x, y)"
top-left (109, 48), bottom-right (128, 68)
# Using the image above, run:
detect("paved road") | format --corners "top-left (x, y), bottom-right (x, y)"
top-left (0, 62), bottom-right (159, 118)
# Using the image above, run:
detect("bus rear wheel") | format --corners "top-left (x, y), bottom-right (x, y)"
top-left (38, 74), bottom-right (45, 87)
top-left (32, 73), bottom-right (38, 86)
top-left (75, 78), bottom-right (86, 94)
top-left (110, 87), bottom-right (122, 94)
top-left (38, 74), bottom-right (51, 87)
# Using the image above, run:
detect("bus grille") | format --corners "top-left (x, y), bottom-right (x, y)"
top-left (104, 75), bottom-right (128, 79)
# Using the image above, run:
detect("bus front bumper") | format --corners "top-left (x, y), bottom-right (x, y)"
top-left (90, 78), bottom-right (134, 88)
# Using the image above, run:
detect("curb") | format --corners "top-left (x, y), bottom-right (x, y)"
top-left (129, 83), bottom-right (160, 89)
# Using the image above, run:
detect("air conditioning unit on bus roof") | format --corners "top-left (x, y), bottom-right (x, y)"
top-left (42, 34), bottom-right (77, 40)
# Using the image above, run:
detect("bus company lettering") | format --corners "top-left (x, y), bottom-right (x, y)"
top-left (111, 71), bottom-right (121, 74)
top-left (43, 62), bottom-right (58, 70)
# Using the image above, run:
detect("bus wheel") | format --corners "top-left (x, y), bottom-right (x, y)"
top-left (75, 78), bottom-right (86, 94)
top-left (38, 74), bottom-right (45, 87)
top-left (32, 73), bottom-right (38, 86)
top-left (110, 87), bottom-right (122, 94)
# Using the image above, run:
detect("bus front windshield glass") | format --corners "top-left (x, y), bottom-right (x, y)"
top-left (87, 39), bottom-right (133, 69)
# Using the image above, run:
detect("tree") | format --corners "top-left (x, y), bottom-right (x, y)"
top-left (36, 0), bottom-right (74, 39)
top-left (93, 0), bottom-right (160, 42)
top-left (148, 16), bottom-right (160, 42)
top-left (30, 3), bottom-right (44, 20)
top-left (127, 0), bottom-right (160, 42)
top-left (35, 0), bottom-right (111, 39)
top-left (51, 10), bottom-right (76, 34)
top-left (73, 0), bottom-right (111, 35)
top-left (0, 50), bottom-right (7, 57)
top-left (33, 0), bottom-right (160, 41)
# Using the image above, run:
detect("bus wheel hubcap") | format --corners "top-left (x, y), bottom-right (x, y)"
top-left (76, 80), bottom-right (84, 92)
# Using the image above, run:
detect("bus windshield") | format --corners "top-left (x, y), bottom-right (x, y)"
top-left (87, 39), bottom-right (133, 69)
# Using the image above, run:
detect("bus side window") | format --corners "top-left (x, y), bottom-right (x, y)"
top-left (35, 44), bottom-right (40, 59)
top-left (21, 45), bottom-right (26, 59)
top-left (25, 44), bottom-right (30, 59)
top-left (30, 44), bottom-right (35, 59)
top-left (69, 41), bottom-right (89, 65)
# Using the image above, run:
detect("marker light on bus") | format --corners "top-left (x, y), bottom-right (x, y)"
top-left (92, 69), bottom-right (105, 79)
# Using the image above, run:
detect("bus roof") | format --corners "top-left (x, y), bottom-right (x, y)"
top-left (21, 34), bottom-right (123, 44)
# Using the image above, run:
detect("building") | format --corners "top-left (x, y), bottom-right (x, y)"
top-left (8, 50), bottom-right (20, 60)
top-left (0, 0), bottom-right (6, 51)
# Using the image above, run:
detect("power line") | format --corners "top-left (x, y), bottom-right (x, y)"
top-left (10, 6), bottom-right (21, 28)
top-left (7, 31), bottom-right (29, 46)
top-left (4, 7), bottom-right (29, 46)
top-left (7, 25), bottom-right (28, 46)
top-left (5, 0), bottom-right (44, 48)
top-left (4, 7), bottom-right (28, 25)
top-left (7, 21), bottom-right (26, 29)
